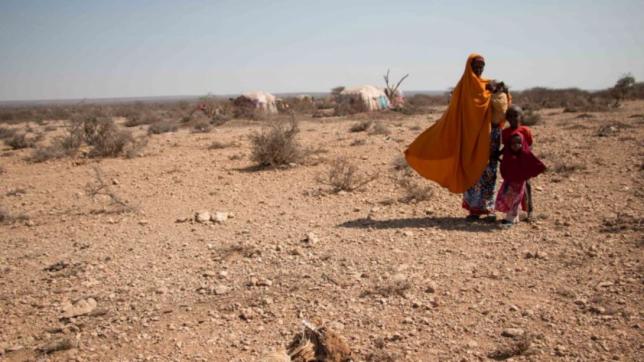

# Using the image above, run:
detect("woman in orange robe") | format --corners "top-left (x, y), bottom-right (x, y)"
top-left (405, 54), bottom-right (498, 219)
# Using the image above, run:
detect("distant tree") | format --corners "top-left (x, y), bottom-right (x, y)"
top-left (611, 73), bottom-right (636, 106)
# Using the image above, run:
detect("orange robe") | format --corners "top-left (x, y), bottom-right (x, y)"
top-left (405, 54), bottom-right (493, 193)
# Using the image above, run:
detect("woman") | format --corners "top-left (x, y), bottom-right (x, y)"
top-left (405, 54), bottom-right (501, 219)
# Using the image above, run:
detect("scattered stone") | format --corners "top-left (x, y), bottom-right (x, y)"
top-left (425, 281), bottom-right (437, 293)
top-left (554, 344), bottom-right (567, 356)
top-left (37, 338), bottom-right (75, 354)
top-left (501, 328), bottom-right (525, 338)
top-left (590, 305), bottom-right (606, 315)
top-left (44, 260), bottom-right (69, 272)
top-left (257, 279), bottom-right (273, 287)
top-left (195, 211), bottom-right (211, 223)
top-left (213, 285), bottom-right (230, 295)
top-left (303, 232), bottom-right (319, 244)
top-left (211, 212), bottom-right (229, 223)
top-left (597, 281), bottom-right (614, 288)
top-left (61, 298), bottom-right (97, 318)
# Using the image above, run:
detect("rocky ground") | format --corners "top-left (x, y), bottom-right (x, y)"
top-left (0, 101), bottom-right (642, 361)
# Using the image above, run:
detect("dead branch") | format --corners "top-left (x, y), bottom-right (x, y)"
top-left (85, 166), bottom-right (136, 213)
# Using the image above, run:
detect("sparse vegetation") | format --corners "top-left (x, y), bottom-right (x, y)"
top-left (85, 166), bottom-right (136, 213)
top-left (369, 120), bottom-right (390, 135)
top-left (250, 118), bottom-right (304, 167)
top-left (350, 120), bottom-right (373, 132)
top-left (320, 157), bottom-right (377, 192)
top-left (0, 126), bottom-right (17, 140)
top-left (148, 120), bottom-right (178, 135)
top-left (392, 156), bottom-right (433, 202)
top-left (522, 109), bottom-right (542, 126)
top-left (191, 119), bottom-right (212, 133)
top-left (6, 133), bottom-right (38, 149)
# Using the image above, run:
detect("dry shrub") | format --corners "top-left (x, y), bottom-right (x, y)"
top-left (85, 167), bottom-right (136, 213)
top-left (391, 155), bottom-right (433, 202)
top-left (29, 125), bottom-right (83, 163)
top-left (396, 176), bottom-right (433, 203)
top-left (6, 133), bottom-right (37, 149)
top-left (350, 120), bottom-right (373, 132)
top-left (0, 126), bottom-right (17, 140)
top-left (191, 119), bottom-right (212, 133)
top-left (82, 117), bottom-right (134, 157)
top-left (124, 136), bottom-right (148, 158)
top-left (369, 121), bottom-right (390, 135)
top-left (287, 322), bottom-right (352, 362)
top-left (30, 117), bottom-right (143, 162)
top-left (321, 157), bottom-right (377, 192)
top-left (148, 120), bottom-right (178, 135)
top-left (522, 110), bottom-right (542, 126)
top-left (124, 113), bottom-right (157, 127)
top-left (250, 118), bottom-right (304, 167)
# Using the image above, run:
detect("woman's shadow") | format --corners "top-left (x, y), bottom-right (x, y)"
top-left (338, 216), bottom-right (500, 232)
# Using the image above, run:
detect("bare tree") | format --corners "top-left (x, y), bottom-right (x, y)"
top-left (383, 69), bottom-right (409, 103)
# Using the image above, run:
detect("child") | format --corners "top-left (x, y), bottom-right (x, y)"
top-left (491, 81), bottom-right (509, 127)
top-left (501, 105), bottom-right (534, 216)
top-left (502, 105), bottom-right (532, 148)
top-left (495, 132), bottom-right (546, 226)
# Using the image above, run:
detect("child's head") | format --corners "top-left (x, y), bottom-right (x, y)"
top-left (506, 105), bottom-right (523, 129)
top-left (493, 81), bottom-right (508, 94)
top-left (510, 134), bottom-right (523, 152)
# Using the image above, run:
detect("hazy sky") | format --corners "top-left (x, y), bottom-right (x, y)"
top-left (1, 0), bottom-right (643, 100)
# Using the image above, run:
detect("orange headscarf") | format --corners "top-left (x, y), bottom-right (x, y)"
top-left (404, 53), bottom-right (493, 193)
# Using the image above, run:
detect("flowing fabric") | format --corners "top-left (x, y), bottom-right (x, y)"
top-left (499, 131), bottom-right (546, 182)
top-left (495, 180), bottom-right (526, 222)
top-left (405, 54), bottom-right (493, 193)
top-left (462, 126), bottom-right (501, 215)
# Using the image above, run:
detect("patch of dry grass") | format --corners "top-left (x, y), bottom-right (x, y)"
top-left (148, 120), bottom-right (178, 135)
top-left (319, 157), bottom-right (378, 192)
top-left (250, 118), bottom-right (304, 168)
top-left (350, 120), bottom-right (373, 133)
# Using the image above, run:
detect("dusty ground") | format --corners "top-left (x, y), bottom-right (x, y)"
top-left (0, 101), bottom-right (642, 361)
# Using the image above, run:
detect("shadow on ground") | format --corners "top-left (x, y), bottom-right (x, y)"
top-left (338, 216), bottom-right (500, 232)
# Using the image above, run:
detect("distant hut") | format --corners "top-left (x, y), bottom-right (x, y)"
top-left (335, 85), bottom-right (390, 114)
top-left (232, 91), bottom-right (278, 115)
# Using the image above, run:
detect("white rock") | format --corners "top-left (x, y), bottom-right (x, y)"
top-left (211, 212), bottom-right (229, 223)
top-left (61, 298), bottom-right (97, 318)
top-left (213, 285), bottom-right (230, 295)
top-left (501, 328), bottom-right (525, 338)
top-left (304, 232), bottom-right (319, 244)
top-left (195, 211), bottom-right (211, 223)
